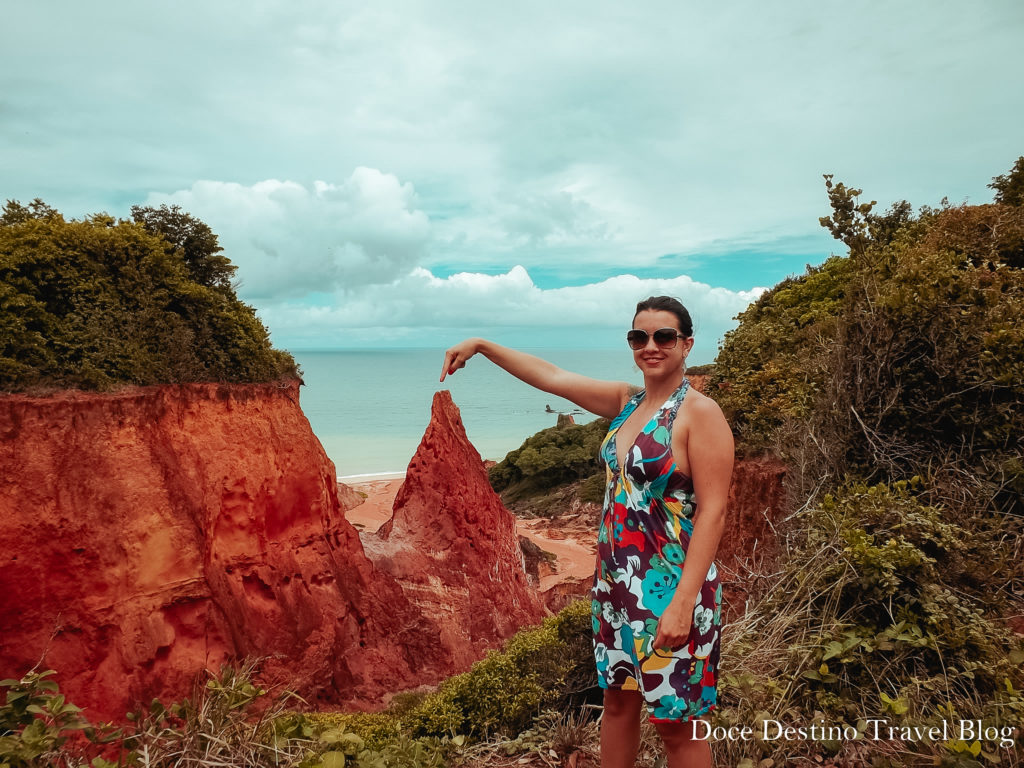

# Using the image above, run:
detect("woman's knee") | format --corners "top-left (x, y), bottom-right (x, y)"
top-left (653, 718), bottom-right (701, 748)
top-left (602, 688), bottom-right (644, 720)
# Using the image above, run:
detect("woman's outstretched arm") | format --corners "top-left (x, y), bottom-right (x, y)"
top-left (440, 337), bottom-right (630, 420)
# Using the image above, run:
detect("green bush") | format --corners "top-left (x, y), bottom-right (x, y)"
top-left (489, 418), bottom-right (609, 502)
top-left (704, 162), bottom-right (1024, 766)
top-left (805, 483), bottom-right (1016, 681)
top-left (714, 481), bottom-right (1024, 766)
top-left (808, 227), bottom-right (1024, 514)
top-left (0, 663), bottom-right (461, 768)
top-left (709, 254), bottom-right (853, 452)
top-left (710, 162), bottom-right (1024, 519)
top-left (577, 473), bottom-right (607, 505)
top-left (0, 669), bottom-right (100, 768)
top-left (304, 601), bottom-right (595, 749)
top-left (405, 600), bottom-right (595, 740)
top-left (0, 200), bottom-right (298, 392)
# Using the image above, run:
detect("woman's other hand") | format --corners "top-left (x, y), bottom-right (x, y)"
top-left (653, 593), bottom-right (694, 651)
top-left (440, 338), bottom-right (481, 382)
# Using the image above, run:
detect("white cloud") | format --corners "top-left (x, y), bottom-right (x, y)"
top-left (258, 265), bottom-right (764, 359)
top-left (7, 1), bottom-right (1020, 269)
top-left (143, 170), bottom-right (429, 299)
top-left (4, 0), bottom-right (1021, 330)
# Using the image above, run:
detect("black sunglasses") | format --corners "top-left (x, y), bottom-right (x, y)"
top-left (626, 328), bottom-right (688, 350)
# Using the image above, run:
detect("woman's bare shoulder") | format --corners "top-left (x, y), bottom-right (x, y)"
top-left (681, 386), bottom-right (728, 427)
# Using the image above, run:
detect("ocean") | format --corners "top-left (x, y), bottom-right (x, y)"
top-left (291, 348), bottom-right (643, 477)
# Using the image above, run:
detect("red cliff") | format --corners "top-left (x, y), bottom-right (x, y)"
top-left (0, 382), bottom-right (443, 721)
top-left (720, 455), bottom-right (786, 569)
top-left (690, 374), bottom-right (788, 607)
top-left (369, 391), bottom-right (545, 668)
top-left (0, 379), bottom-right (784, 722)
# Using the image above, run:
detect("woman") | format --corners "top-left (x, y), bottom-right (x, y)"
top-left (440, 296), bottom-right (734, 768)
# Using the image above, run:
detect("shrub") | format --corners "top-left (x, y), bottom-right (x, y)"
top-left (705, 161), bottom-right (1024, 765)
top-left (0, 669), bottom-right (99, 768)
top-left (404, 600), bottom-right (596, 740)
top-left (711, 162), bottom-right (1024, 520)
top-left (0, 663), bottom-right (460, 768)
top-left (709, 254), bottom-right (853, 452)
top-left (0, 200), bottom-right (298, 392)
top-left (713, 481), bottom-right (1024, 766)
top-left (803, 210), bottom-right (1024, 517)
top-left (489, 418), bottom-right (609, 502)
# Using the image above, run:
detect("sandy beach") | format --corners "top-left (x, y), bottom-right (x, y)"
top-left (340, 474), bottom-right (596, 592)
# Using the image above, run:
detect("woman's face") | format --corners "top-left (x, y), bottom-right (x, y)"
top-left (631, 309), bottom-right (694, 378)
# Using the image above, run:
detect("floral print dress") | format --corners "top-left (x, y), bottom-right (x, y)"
top-left (591, 379), bottom-right (722, 723)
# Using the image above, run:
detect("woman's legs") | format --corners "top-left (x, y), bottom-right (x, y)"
top-left (653, 719), bottom-right (712, 768)
top-left (600, 689), bottom-right (643, 768)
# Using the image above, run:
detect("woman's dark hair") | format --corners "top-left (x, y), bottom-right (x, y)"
top-left (634, 296), bottom-right (693, 337)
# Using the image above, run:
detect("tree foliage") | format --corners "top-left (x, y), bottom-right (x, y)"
top-left (710, 158), bottom-right (1024, 517)
top-left (131, 204), bottom-right (237, 290)
top-left (709, 254), bottom-right (853, 452)
top-left (489, 418), bottom-right (610, 502)
top-left (989, 155), bottom-right (1024, 207)
top-left (0, 200), bottom-right (297, 391)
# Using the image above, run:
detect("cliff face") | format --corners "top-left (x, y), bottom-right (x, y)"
top-left (689, 373), bottom-right (788, 597)
top-left (0, 383), bottom-right (437, 720)
top-left (369, 391), bottom-right (545, 669)
top-left (0, 379), bottom-right (786, 722)
top-left (720, 455), bottom-right (786, 569)
top-left (718, 455), bottom-right (787, 616)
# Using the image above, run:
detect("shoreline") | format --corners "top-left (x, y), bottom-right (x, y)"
top-left (338, 471), bottom-right (407, 482)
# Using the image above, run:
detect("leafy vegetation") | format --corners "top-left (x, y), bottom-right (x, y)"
top-left (405, 600), bottom-right (595, 740)
top-left (0, 200), bottom-right (297, 392)
top-left (1, 603), bottom-right (597, 767)
top-left (0, 668), bottom-right (110, 768)
top-left (712, 480), bottom-right (1024, 766)
top-left (710, 158), bottom-right (1024, 520)
top-left (704, 157), bottom-right (1024, 765)
top-left (311, 600), bottom-right (596, 745)
top-left (489, 417), bottom-right (609, 503)
top-left (709, 253), bottom-right (853, 452)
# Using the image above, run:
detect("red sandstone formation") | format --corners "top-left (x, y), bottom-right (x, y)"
top-left (717, 455), bottom-right (787, 616)
top-left (337, 480), bottom-right (365, 512)
top-left (720, 455), bottom-right (786, 568)
top-left (369, 391), bottom-right (545, 669)
top-left (686, 373), bottom-right (708, 393)
top-left (0, 382), bottom-right (442, 721)
top-left (0, 377), bottom-right (787, 723)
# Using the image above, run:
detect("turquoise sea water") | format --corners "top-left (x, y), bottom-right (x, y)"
top-left (292, 348), bottom-right (642, 477)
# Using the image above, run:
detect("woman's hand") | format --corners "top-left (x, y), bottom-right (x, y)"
top-left (440, 338), bottom-right (481, 382)
top-left (653, 591), bottom-right (695, 651)
top-left (437, 339), bottom-right (629, 418)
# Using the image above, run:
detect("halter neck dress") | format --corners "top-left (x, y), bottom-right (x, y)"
top-left (590, 379), bottom-right (722, 723)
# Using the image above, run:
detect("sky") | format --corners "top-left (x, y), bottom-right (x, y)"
top-left (3, 1), bottom-right (1022, 361)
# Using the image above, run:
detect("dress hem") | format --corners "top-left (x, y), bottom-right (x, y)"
top-left (648, 703), bottom-right (716, 725)
top-left (596, 680), bottom-right (716, 724)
